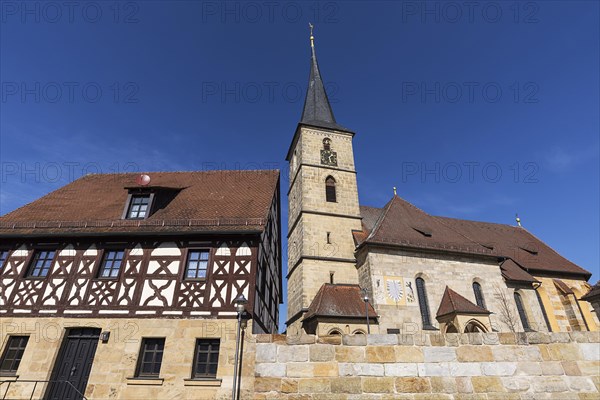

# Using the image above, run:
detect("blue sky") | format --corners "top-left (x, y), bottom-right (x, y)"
top-left (1, 1), bottom-right (598, 330)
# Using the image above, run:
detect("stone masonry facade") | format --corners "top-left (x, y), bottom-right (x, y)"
top-left (253, 332), bottom-right (600, 399)
top-left (0, 317), bottom-right (253, 400)
top-left (286, 126), bottom-right (362, 332)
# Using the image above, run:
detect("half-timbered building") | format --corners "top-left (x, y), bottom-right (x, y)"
top-left (0, 170), bottom-right (281, 399)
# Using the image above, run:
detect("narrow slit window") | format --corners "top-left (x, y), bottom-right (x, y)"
top-left (514, 292), bottom-right (531, 331)
top-left (472, 282), bottom-right (486, 308)
top-left (325, 176), bottom-right (336, 203)
top-left (416, 277), bottom-right (433, 329)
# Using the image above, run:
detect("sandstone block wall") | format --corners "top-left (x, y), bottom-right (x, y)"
top-left (358, 248), bottom-right (553, 333)
top-left (253, 332), bottom-right (600, 399)
top-left (1, 317), bottom-right (255, 400)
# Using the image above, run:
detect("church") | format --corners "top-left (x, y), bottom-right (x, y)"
top-left (0, 30), bottom-right (598, 399)
top-left (284, 31), bottom-right (599, 337)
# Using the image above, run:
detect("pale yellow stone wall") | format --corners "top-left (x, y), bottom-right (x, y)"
top-left (286, 126), bottom-right (362, 333)
top-left (0, 317), bottom-right (256, 400)
top-left (357, 247), bottom-right (553, 333)
top-left (253, 331), bottom-right (600, 399)
top-left (300, 213), bottom-right (361, 261)
top-left (535, 276), bottom-right (600, 332)
top-left (296, 127), bottom-right (356, 171)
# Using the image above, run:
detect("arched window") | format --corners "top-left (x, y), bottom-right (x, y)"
top-left (514, 292), bottom-right (531, 331)
top-left (325, 176), bottom-right (336, 203)
top-left (473, 282), bottom-right (486, 308)
top-left (328, 329), bottom-right (342, 336)
top-left (464, 320), bottom-right (488, 333)
top-left (415, 277), bottom-right (433, 329)
top-left (352, 330), bottom-right (365, 335)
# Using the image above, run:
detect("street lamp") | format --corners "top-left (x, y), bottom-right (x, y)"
top-left (232, 293), bottom-right (248, 400)
top-left (362, 288), bottom-right (371, 334)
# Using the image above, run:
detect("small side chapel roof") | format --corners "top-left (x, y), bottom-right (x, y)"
top-left (303, 283), bottom-right (377, 320)
top-left (436, 286), bottom-right (491, 318)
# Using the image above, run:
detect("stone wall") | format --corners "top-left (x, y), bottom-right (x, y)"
top-left (357, 247), bottom-right (541, 333)
top-left (534, 276), bottom-right (599, 332)
top-left (1, 317), bottom-right (254, 400)
top-left (286, 125), bottom-right (362, 333)
top-left (253, 332), bottom-right (600, 399)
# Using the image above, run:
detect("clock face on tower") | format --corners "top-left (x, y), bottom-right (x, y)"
top-left (320, 149), bottom-right (338, 166)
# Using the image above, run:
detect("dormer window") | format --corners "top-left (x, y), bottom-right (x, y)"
top-left (126, 194), bottom-right (151, 219)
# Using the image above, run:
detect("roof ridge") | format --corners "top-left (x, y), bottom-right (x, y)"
top-left (79, 169), bottom-right (281, 176)
top-left (435, 214), bottom-right (518, 230)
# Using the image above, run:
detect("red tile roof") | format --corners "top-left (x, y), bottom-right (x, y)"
top-left (436, 286), bottom-right (491, 318)
top-left (303, 284), bottom-right (377, 320)
top-left (553, 279), bottom-right (575, 295)
top-left (356, 196), bottom-right (591, 279)
top-left (358, 197), bottom-right (496, 256)
top-left (499, 259), bottom-right (539, 284)
top-left (0, 170), bottom-right (279, 236)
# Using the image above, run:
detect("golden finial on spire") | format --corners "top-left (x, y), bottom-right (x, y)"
top-left (393, 187), bottom-right (397, 196)
top-left (309, 22), bottom-right (314, 47)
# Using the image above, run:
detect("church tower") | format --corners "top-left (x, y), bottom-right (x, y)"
top-left (286, 29), bottom-right (363, 334)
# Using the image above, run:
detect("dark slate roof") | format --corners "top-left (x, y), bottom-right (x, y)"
top-left (436, 286), bottom-right (491, 318)
top-left (581, 281), bottom-right (600, 301)
top-left (303, 283), bottom-right (377, 320)
top-left (355, 195), bottom-right (591, 279)
top-left (300, 38), bottom-right (352, 133)
top-left (0, 170), bottom-right (279, 236)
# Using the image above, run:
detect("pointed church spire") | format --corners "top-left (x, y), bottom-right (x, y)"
top-left (300, 24), bottom-right (351, 132)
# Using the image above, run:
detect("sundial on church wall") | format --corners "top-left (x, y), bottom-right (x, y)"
top-left (386, 279), bottom-right (404, 303)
